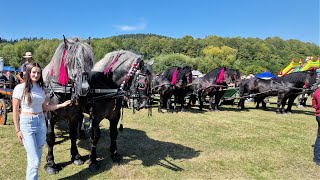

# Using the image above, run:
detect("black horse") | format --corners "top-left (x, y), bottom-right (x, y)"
top-left (192, 67), bottom-right (241, 111)
top-left (42, 37), bottom-right (94, 174)
top-left (83, 50), bottom-right (153, 171)
top-left (159, 65), bottom-right (193, 112)
top-left (151, 75), bottom-right (174, 113)
top-left (238, 71), bottom-right (318, 113)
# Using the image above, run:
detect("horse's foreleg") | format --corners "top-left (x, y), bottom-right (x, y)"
top-left (238, 96), bottom-right (246, 110)
top-left (45, 116), bottom-right (59, 174)
top-left (286, 95), bottom-right (297, 113)
top-left (110, 116), bottom-right (121, 163)
top-left (69, 114), bottom-right (84, 165)
top-left (179, 95), bottom-right (186, 112)
top-left (78, 116), bottom-right (86, 139)
top-left (166, 95), bottom-right (173, 113)
top-left (158, 93), bottom-right (164, 113)
top-left (209, 95), bottom-right (214, 111)
top-left (214, 91), bottom-right (224, 111)
top-left (88, 120), bottom-right (101, 171)
top-left (281, 97), bottom-right (288, 113)
top-left (277, 94), bottom-right (285, 113)
top-left (198, 91), bottom-right (204, 111)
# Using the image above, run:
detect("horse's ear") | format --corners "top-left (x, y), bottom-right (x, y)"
top-left (63, 35), bottom-right (68, 49)
top-left (87, 37), bottom-right (91, 45)
top-left (147, 59), bottom-right (154, 66)
top-left (139, 60), bottom-right (144, 68)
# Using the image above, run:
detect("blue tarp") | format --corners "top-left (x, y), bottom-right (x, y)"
top-left (254, 71), bottom-right (277, 79)
top-left (3, 66), bottom-right (15, 72)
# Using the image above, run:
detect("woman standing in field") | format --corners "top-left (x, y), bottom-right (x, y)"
top-left (312, 86), bottom-right (320, 166)
top-left (12, 62), bottom-right (71, 180)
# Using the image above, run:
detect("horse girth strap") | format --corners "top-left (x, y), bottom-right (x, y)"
top-left (91, 88), bottom-right (119, 94)
top-left (47, 82), bottom-right (73, 93)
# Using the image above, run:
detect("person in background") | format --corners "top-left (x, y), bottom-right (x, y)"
top-left (12, 62), bottom-right (72, 180)
top-left (5, 71), bottom-right (16, 89)
top-left (312, 86), bottom-right (320, 166)
top-left (21, 52), bottom-right (33, 76)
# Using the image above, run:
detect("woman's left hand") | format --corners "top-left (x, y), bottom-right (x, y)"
top-left (62, 100), bottom-right (72, 107)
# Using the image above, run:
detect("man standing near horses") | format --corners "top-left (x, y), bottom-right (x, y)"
top-left (21, 52), bottom-right (33, 75)
top-left (312, 86), bottom-right (320, 166)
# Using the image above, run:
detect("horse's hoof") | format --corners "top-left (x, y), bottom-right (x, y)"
top-left (119, 124), bottom-right (124, 131)
top-left (158, 109), bottom-right (164, 113)
top-left (88, 161), bottom-right (99, 172)
top-left (73, 159), bottom-right (84, 166)
top-left (167, 109), bottom-right (173, 113)
top-left (111, 152), bottom-right (122, 163)
top-left (44, 164), bottom-right (59, 175)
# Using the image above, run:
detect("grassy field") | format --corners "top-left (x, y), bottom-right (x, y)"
top-left (1, 98), bottom-right (320, 179)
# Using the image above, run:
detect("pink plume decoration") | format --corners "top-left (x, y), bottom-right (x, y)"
top-left (216, 67), bottom-right (225, 84)
top-left (171, 68), bottom-right (178, 85)
top-left (59, 49), bottom-right (68, 85)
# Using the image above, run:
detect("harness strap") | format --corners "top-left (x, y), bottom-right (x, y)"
top-left (104, 53), bottom-right (124, 75)
top-left (92, 89), bottom-right (118, 93)
top-left (47, 82), bottom-right (73, 93)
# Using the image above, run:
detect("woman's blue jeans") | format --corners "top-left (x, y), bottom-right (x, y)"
top-left (314, 116), bottom-right (320, 164)
top-left (20, 113), bottom-right (46, 180)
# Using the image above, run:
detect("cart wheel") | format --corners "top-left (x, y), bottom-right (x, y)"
top-left (0, 99), bottom-right (7, 125)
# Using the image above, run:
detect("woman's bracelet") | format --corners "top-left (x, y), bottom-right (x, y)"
top-left (16, 130), bottom-right (21, 133)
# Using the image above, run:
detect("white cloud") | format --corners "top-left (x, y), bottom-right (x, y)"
top-left (114, 22), bottom-right (146, 31)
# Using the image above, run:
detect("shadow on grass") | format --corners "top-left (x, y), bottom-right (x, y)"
top-left (58, 128), bottom-right (200, 180)
top-left (235, 103), bottom-right (315, 116)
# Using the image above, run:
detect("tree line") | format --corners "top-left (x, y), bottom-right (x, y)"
top-left (0, 34), bottom-right (319, 75)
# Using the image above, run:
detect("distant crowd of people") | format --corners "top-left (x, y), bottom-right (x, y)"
top-left (0, 51), bottom-right (33, 89)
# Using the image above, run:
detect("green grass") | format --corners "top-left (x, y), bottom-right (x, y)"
top-left (1, 98), bottom-right (320, 179)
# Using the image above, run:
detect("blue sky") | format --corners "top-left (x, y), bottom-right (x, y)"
top-left (1, 0), bottom-right (319, 45)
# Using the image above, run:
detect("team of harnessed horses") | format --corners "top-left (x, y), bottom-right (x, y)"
top-left (9, 37), bottom-right (319, 174)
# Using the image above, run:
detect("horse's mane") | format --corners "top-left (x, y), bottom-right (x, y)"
top-left (203, 68), bottom-right (221, 79)
top-left (276, 71), bottom-right (314, 83)
top-left (162, 66), bottom-right (190, 81)
top-left (91, 50), bottom-right (144, 87)
top-left (92, 50), bottom-right (141, 72)
top-left (44, 38), bottom-right (94, 83)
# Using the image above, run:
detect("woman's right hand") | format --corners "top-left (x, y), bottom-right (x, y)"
top-left (61, 100), bottom-right (72, 107)
top-left (17, 131), bottom-right (23, 142)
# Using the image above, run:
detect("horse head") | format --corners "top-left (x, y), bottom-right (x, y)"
top-left (224, 68), bottom-right (241, 86)
top-left (92, 50), bottom-right (152, 111)
top-left (306, 70), bottom-right (318, 91)
top-left (43, 36), bottom-right (94, 99)
top-left (129, 60), bottom-right (153, 110)
top-left (182, 65), bottom-right (193, 84)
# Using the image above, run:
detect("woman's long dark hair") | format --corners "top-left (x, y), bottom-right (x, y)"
top-left (23, 62), bottom-right (44, 104)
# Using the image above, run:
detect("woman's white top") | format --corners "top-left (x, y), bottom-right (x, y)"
top-left (12, 83), bottom-right (46, 113)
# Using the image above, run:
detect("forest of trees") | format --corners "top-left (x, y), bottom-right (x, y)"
top-left (0, 34), bottom-right (319, 75)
